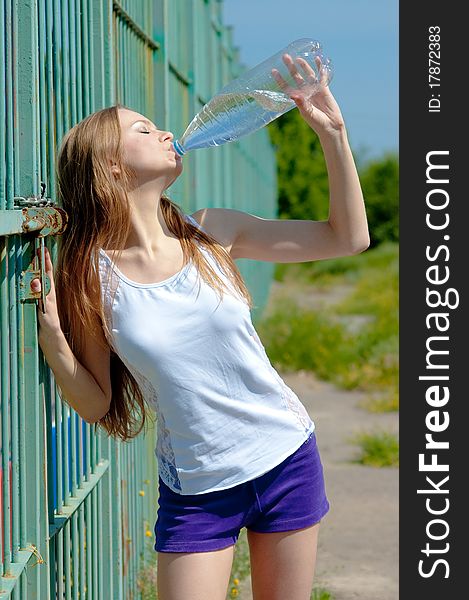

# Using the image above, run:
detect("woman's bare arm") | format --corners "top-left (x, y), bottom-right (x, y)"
top-left (38, 325), bottom-right (111, 424)
top-left (32, 245), bottom-right (111, 424)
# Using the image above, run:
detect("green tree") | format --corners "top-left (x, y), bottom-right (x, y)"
top-left (268, 109), bottom-right (399, 248)
top-left (360, 153), bottom-right (399, 246)
top-left (267, 109), bottom-right (330, 221)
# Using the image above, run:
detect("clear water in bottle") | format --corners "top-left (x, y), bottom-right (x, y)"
top-left (173, 38), bottom-right (333, 157)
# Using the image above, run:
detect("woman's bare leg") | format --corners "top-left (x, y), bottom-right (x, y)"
top-left (156, 544), bottom-right (235, 600)
top-left (247, 522), bottom-right (321, 600)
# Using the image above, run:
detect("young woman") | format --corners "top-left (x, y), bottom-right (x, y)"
top-left (33, 55), bottom-right (369, 600)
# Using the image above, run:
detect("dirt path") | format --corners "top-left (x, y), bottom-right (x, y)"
top-left (237, 370), bottom-right (399, 600)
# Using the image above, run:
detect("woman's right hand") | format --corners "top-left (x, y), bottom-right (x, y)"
top-left (31, 245), bottom-right (62, 337)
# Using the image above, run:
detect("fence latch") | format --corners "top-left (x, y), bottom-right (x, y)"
top-left (15, 186), bottom-right (68, 312)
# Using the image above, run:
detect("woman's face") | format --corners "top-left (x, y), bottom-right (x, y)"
top-left (115, 108), bottom-right (183, 189)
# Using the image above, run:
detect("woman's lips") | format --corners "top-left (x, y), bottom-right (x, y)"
top-left (168, 145), bottom-right (181, 160)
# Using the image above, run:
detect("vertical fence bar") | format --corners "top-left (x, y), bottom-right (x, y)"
top-left (16, 232), bottom-right (27, 600)
top-left (75, 0), bottom-right (83, 121)
top-left (8, 236), bottom-right (19, 566)
top-left (96, 460), bottom-right (103, 598)
top-left (96, 0), bottom-right (105, 108)
top-left (106, 0), bottom-right (117, 102)
top-left (221, 24), bottom-right (231, 210)
top-left (78, 502), bottom-right (85, 599)
top-left (123, 14), bottom-right (128, 106)
top-left (187, 0), bottom-right (198, 211)
top-left (120, 444), bottom-right (127, 595)
top-left (55, 395), bottom-right (63, 515)
top-left (99, 436), bottom-right (113, 599)
top-left (114, 442), bottom-right (122, 598)
top-left (45, 0), bottom-right (55, 193)
top-left (114, 11), bottom-right (120, 102)
top-left (53, 0), bottom-right (64, 153)
top-left (85, 495), bottom-right (92, 599)
top-left (1, 239), bottom-right (10, 579)
top-left (0, 6), bottom-right (13, 577)
top-left (85, 426), bottom-right (91, 484)
top-left (90, 421), bottom-right (96, 476)
top-left (105, 0), bottom-right (115, 105)
top-left (40, 299), bottom-right (55, 595)
top-left (0, 0), bottom-right (5, 212)
top-left (70, 510), bottom-right (76, 600)
top-left (139, 36), bottom-right (144, 109)
top-left (129, 440), bottom-right (136, 591)
top-left (71, 412), bottom-right (77, 499)
top-left (62, 405), bottom-right (70, 507)
top-left (81, 0), bottom-right (90, 117)
top-left (8, 0), bottom-right (24, 204)
top-left (86, 0), bottom-right (95, 114)
top-left (136, 438), bottom-right (143, 568)
top-left (4, 0), bottom-right (14, 200)
top-left (91, 485), bottom-right (98, 599)
top-left (68, 0), bottom-right (77, 124)
top-left (38, 0), bottom-right (48, 188)
top-left (60, 0), bottom-right (71, 134)
top-left (78, 421), bottom-right (84, 491)
top-left (126, 18), bottom-right (132, 108)
top-left (64, 519), bottom-right (70, 599)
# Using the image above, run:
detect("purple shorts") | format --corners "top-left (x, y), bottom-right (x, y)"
top-left (154, 431), bottom-right (330, 553)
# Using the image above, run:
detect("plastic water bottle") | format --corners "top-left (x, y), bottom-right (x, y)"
top-left (172, 38), bottom-right (333, 157)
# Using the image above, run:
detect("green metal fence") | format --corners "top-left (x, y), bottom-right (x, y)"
top-left (1, 0), bottom-right (277, 597)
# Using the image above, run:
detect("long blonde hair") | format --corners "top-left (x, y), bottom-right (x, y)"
top-left (54, 104), bottom-right (253, 441)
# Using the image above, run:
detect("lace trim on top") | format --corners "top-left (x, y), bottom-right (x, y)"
top-left (249, 327), bottom-right (313, 432)
top-left (97, 250), bottom-right (183, 492)
top-left (121, 358), bottom-right (182, 492)
top-left (97, 256), bottom-right (120, 354)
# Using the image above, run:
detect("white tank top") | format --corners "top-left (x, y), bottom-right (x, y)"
top-left (97, 213), bottom-right (315, 495)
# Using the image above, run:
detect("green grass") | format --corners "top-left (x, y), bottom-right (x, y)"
top-left (136, 540), bottom-right (158, 600)
top-left (227, 528), bottom-right (250, 598)
top-left (275, 240), bottom-right (398, 285)
top-left (256, 241), bottom-right (398, 408)
top-left (311, 589), bottom-right (334, 600)
top-left (359, 389), bottom-right (399, 413)
top-left (349, 430), bottom-right (399, 467)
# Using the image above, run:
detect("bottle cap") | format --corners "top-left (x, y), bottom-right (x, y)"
top-left (173, 140), bottom-right (185, 157)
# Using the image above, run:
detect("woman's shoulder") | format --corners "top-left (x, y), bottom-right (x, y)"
top-left (92, 247), bottom-right (120, 295)
top-left (187, 208), bottom-right (237, 256)
top-left (184, 212), bottom-right (202, 228)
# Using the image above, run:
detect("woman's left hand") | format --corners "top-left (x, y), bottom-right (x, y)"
top-left (272, 53), bottom-right (346, 138)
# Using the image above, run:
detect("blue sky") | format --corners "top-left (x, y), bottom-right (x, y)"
top-left (222, 0), bottom-right (398, 163)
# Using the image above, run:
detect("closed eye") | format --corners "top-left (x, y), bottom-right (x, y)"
top-left (140, 130), bottom-right (150, 134)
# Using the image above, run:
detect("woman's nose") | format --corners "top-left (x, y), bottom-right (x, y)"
top-left (161, 130), bottom-right (174, 142)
